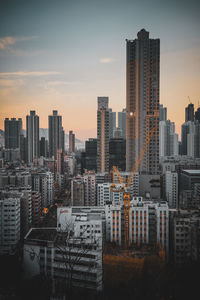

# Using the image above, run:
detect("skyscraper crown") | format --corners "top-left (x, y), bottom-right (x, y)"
top-left (137, 28), bottom-right (149, 40)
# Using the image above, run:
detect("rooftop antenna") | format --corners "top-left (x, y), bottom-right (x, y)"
top-left (188, 96), bottom-right (191, 104)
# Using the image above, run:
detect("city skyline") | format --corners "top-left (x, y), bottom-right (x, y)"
top-left (0, 0), bottom-right (200, 140)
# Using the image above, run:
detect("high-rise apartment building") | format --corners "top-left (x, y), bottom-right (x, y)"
top-left (31, 171), bottom-right (54, 208)
top-left (118, 108), bottom-right (126, 139)
top-left (83, 172), bottom-right (96, 206)
top-left (57, 149), bottom-right (64, 174)
top-left (185, 103), bottom-right (194, 122)
top-left (48, 110), bottom-right (62, 159)
top-left (195, 107), bottom-right (200, 122)
top-left (159, 120), bottom-right (178, 157)
top-left (159, 104), bottom-right (167, 121)
top-left (26, 111), bottom-right (39, 163)
top-left (4, 118), bottom-right (22, 149)
top-left (69, 130), bottom-right (75, 153)
top-left (61, 127), bottom-right (65, 153)
top-left (181, 121), bottom-right (200, 157)
top-left (126, 29), bottom-right (160, 174)
top-left (108, 108), bottom-right (116, 138)
top-left (97, 97), bottom-right (109, 173)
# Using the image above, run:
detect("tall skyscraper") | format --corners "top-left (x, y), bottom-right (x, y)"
top-left (69, 130), bottom-right (75, 153)
top-left (97, 97), bottom-right (109, 173)
top-left (159, 120), bottom-right (178, 157)
top-left (160, 104), bottom-right (167, 121)
top-left (4, 118), bottom-right (22, 149)
top-left (118, 108), bottom-right (126, 139)
top-left (108, 109), bottom-right (116, 138)
top-left (181, 121), bottom-right (200, 157)
top-left (126, 29), bottom-right (160, 174)
top-left (61, 127), bottom-right (65, 153)
top-left (26, 111), bottom-right (39, 163)
top-left (195, 107), bottom-right (200, 122)
top-left (48, 110), bottom-right (62, 159)
top-left (185, 103), bottom-right (194, 122)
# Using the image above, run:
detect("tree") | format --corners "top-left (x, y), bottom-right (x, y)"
top-left (24, 221), bottom-right (102, 300)
top-left (55, 228), bottom-right (101, 298)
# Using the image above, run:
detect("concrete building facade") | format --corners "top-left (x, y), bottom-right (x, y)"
top-left (0, 197), bottom-right (20, 254)
top-left (97, 97), bottom-right (110, 173)
top-left (26, 111), bottom-right (39, 163)
top-left (49, 110), bottom-right (63, 159)
top-left (4, 118), bottom-right (22, 149)
top-left (126, 29), bottom-right (160, 174)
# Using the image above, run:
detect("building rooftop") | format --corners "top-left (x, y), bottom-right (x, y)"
top-left (182, 170), bottom-right (200, 175)
top-left (25, 228), bottom-right (57, 242)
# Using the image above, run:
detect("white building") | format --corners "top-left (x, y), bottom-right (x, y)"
top-left (0, 198), bottom-right (20, 254)
top-left (56, 200), bottom-right (169, 257)
top-left (109, 198), bottom-right (169, 256)
top-left (97, 182), bottom-right (123, 206)
top-left (57, 207), bottom-right (103, 242)
top-left (24, 228), bottom-right (103, 291)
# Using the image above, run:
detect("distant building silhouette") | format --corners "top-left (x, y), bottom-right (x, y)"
top-left (118, 108), bottom-right (126, 139)
top-left (4, 117), bottom-right (22, 149)
top-left (108, 108), bottom-right (116, 138)
top-left (48, 110), bottom-right (62, 159)
top-left (69, 130), bottom-right (75, 153)
top-left (185, 103), bottom-right (194, 122)
top-left (26, 111), bottom-right (39, 163)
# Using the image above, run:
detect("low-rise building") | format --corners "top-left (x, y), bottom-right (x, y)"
top-left (24, 227), bottom-right (103, 291)
top-left (110, 198), bottom-right (169, 256)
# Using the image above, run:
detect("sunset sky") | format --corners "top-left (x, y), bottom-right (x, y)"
top-left (0, 0), bottom-right (199, 140)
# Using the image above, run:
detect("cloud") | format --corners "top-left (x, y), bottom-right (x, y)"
top-left (99, 57), bottom-right (115, 63)
top-left (0, 36), bottom-right (39, 55)
top-left (48, 81), bottom-right (76, 86)
top-left (0, 79), bottom-right (24, 87)
top-left (0, 71), bottom-right (62, 77)
top-left (0, 37), bottom-right (17, 49)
